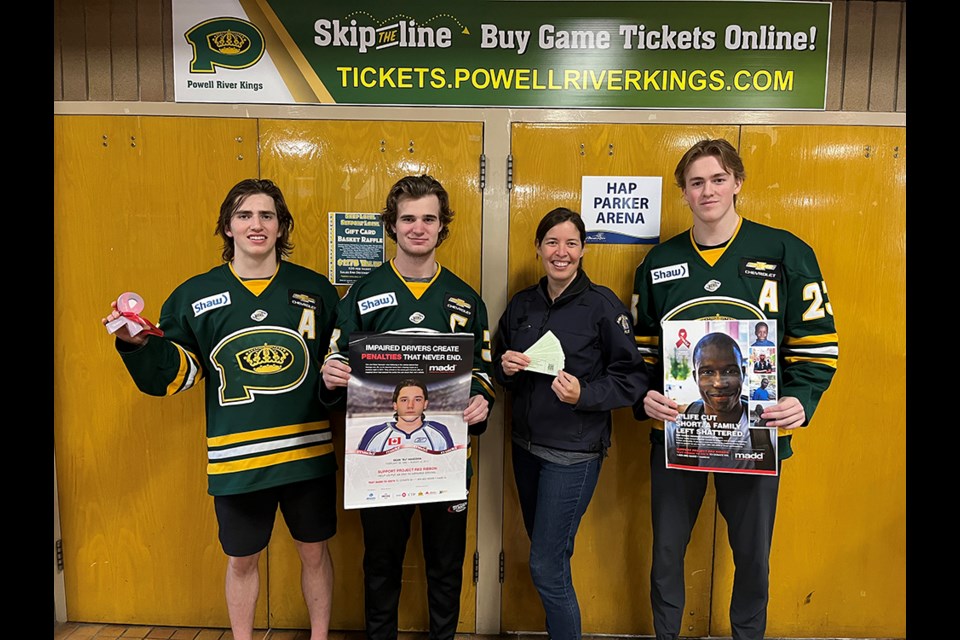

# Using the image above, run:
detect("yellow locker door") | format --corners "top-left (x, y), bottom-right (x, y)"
top-left (259, 119), bottom-right (485, 632)
top-left (715, 126), bottom-right (905, 639)
top-left (54, 115), bottom-right (260, 626)
top-left (504, 123), bottom-right (739, 635)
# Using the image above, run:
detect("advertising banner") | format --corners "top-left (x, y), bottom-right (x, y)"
top-left (173, 0), bottom-right (830, 109)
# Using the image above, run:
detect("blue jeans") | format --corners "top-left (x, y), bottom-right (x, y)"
top-left (512, 442), bottom-right (602, 640)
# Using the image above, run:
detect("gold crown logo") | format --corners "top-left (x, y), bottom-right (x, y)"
top-left (207, 29), bottom-right (251, 55)
top-left (237, 343), bottom-right (293, 374)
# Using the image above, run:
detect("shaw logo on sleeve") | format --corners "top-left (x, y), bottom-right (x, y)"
top-left (193, 292), bottom-right (231, 316)
top-left (358, 292), bottom-right (398, 315)
top-left (650, 263), bottom-right (688, 284)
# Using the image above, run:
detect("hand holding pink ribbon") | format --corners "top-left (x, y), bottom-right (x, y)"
top-left (105, 292), bottom-right (164, 338)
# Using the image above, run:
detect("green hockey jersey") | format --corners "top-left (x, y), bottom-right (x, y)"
top-left (325, 259), bottom-right (495, 418)
top-left (632, 217), bottom-right (838, 459)
top-left (117, 261), bottom-right (340, 495)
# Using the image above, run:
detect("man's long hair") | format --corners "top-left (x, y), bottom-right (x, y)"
top-left (215, 178), bottom-right (294, 262)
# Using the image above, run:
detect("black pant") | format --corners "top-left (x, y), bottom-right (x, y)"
top-left (650, 441), bottom-right (780, 640)
top-left (360, 490), bottom-right (470, 640)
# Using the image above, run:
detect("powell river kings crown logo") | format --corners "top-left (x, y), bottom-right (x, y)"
top-left (184, 17), bottom-right (265, 73)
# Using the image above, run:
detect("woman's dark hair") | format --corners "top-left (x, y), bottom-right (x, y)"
top-left (534, 207), bottom-right (586, 247)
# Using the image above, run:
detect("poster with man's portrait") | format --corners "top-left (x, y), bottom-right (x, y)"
top-left (662, 319), bottom-right (779, 475)
top-left (344, 331), bottom-right (473, 509)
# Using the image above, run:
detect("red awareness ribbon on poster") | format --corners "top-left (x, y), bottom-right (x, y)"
top-left (675, 328), bottom-right (690, 348)
top-left (106, 292), bottom-right (165, 337)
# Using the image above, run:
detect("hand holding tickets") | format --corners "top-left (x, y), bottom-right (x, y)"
top-left (104, 292), bottom-right (164, 338)
top-left (523, 330), bottom-right (565, 376)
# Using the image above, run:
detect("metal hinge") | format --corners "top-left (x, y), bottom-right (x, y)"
top-left (56, 538), bottom-right (64, 572)
top-left (506, 155), bottom-right (514, 190)
top-left (479, 154), bottom-right (486, 191)
top-left (473, 550), bottom-right (479, 585)
top-left (499, 550), bottom-right (505, 583)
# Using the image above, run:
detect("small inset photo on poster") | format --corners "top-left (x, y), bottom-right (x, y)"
top-left (750, 320), bottom-right (777, 347)
top-left (750, 348), bottom-right (776, 374)
top-left (749, 400), bottom-right (778, 428)
top-left (750, 375), bottom-right (777, 401)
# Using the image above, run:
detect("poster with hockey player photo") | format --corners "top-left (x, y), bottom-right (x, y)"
top-left (344, 331), bottom-right (473, 508)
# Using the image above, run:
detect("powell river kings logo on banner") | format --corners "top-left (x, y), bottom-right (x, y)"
top-left (184, 17), bottom-right (265, 73)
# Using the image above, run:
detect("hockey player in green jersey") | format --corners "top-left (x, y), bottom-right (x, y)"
top-left (321, 174), bottom-right (495, 640)
top-left (633, 139), bottom-right (838, 640)
top-left (102, 179), bottom-right (340, 640)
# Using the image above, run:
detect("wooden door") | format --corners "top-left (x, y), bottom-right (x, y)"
top-left (54, 114), bottom-right (259, 626)
top-left (729, 126), bottom-right (906, 639)
top-left (259, 119), bottom-right (485, 631)
top-left (501, 123), bottom-right (906, 638)
top-left (503, 123), bottom-right (739, 635)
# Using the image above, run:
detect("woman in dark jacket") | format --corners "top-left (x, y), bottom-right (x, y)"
top-left (493, 207), bottom-right (648, 640)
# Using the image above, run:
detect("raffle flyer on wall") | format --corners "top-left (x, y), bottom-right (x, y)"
top-left (661, 319), bottom-right (779, 475)
top-left (343, 331), bottom-right (473, 508)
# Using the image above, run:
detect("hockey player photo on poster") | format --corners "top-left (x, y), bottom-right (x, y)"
top-left (662, 319), bottom-right (778, 475)
top-left (344, 331), bottom-right (474, 509)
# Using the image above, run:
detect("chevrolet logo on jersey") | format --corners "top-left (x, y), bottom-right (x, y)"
top-left (289, 291), bottom-right (318, 310)
top-left (740, 259), bottom-right (782, 281)
top-left (444, 293), bottom-right (474, 318)
top-left (210, 326), bottom-right (309, 405)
